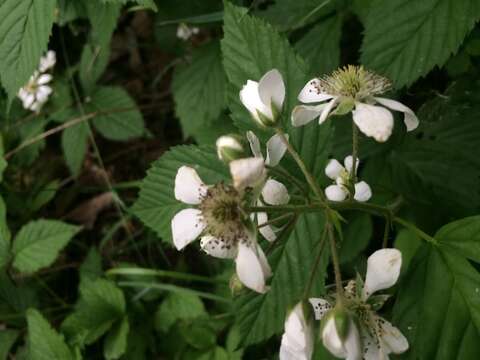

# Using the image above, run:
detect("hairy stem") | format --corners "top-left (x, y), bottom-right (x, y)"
top-left (303, 225), bottom-right (328, 298)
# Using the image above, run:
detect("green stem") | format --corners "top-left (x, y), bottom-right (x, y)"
top-left (275, 128), bottom-right (325, 203)
top-left (349, 122), bottom-right (359, 193)
top-left (393, 216), bottom-right (436, 244)
top-left (106, 267), bottom-right (228, 284)
top-left (382, 216), bottom-right (391, 248)
top-left (257, 213), bottom-right (295, 228)
top-left (267, 165), bottom-right (309, 199)
top-left (327, 222), bottom-right (344, 302)
top-left (303, 225), bottom-right (328, 298)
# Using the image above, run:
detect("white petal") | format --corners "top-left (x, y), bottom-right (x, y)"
top-left (23, 94), bottom-right (35, 108)
top-left (36, 86), bottom-right (52, 102)
top-left (379, 317), bottom-right (409, 354)
top-left (322, 317), bottom-right (347, 358)
top-left (200, 235), bottom-right (236, 259)
top-left (246, 131), bottom-right (263, 159)
top-left (352, 103), bottom-right (394, 142)
top-left (256, 244), bottom-right (272, 279)
top-left (344, 321), bottom-right (362, 360)
top-left (344, 155), bottom-right (359, 174)
top-left (280, 303), bottom-right (313, 360)
top-left (258, 69), bottom-right (285, 110)
top-left (318, 98), bottom-right (338, 124)
top-left (363, 331), bottom-right (387, 360)
top-left (298, 78), bottom-right (334, 103)
top-left (262, 179), bottom-right (290, 205)
top-left (171, 209), bottom-right (205, 250)
top-left (265, 133), bottom-right (288, 167)
top-left (240, 80), bottom-right (272, 121)
top-left (308, 298), bottom-right (331, 320)
top-left (39, 50), bottom-right (56, 72)
top-left (291, 104), bottom-right (325, 127)
top-left (258, 212), bottom-right (277, 242)
top-left (37, 74), bottom-right (52, 85)
top-left (363, 248), bottom-right (402, 299)
top-left (325, 185), bottom-right (348, 202)
top-left (325, 159), bottom-right (344, 180)
top-left (235, 242), bottom-right (268, 293)
top-left (230, 157), bottom-right (266, 190)
top-left (374, 97), bottom-right (419, 132)
top-left (174, 166), bottom-right (207, 205)
top-left (353, 181), bottom-right (372, 202)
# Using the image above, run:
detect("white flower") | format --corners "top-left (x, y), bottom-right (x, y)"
top-left (39, 50), bottom-right (56, 72)
top-left (280, 303), bottom-right (314, 360)
top-left (17, 72), bottom-right (53, 113)
top-left (322, 314), bottom-right (362, 360)
top-left (324, 156), bottom-right (371, 202)
top-left (216, 135), bottom-right (245, 163)
top-left (17, 51), bottom-right (56, 113)
top-left (291, 66), bottom-right (419, 142)
top-left (176, 23), bottom-right (200, 40)
top-left (171, 166), bottom-right (271, 293)
top-left (309, 248), bottom-right (408, 360)
top-left (240, 69), bottom-right (285, 127)
top-left (239, 131), bottom-right (290, 241)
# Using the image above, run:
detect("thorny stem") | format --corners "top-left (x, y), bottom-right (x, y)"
top-left (275, 127), bottom-right (326, 203)
top-left (382, 216), bottom-right (391, 248)
top-left (257, 212), bottom-right (295, 228)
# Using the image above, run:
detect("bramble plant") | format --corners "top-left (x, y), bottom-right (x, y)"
top-left (0, 0), bottom-right (480, 359)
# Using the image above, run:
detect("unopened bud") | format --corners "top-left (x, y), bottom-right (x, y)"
top-left (229, 273), bottom-right (244, 295)
top-left (216, 135), bottom-right (245, 163)
top-left (321, 307), bottom-right (361, 359)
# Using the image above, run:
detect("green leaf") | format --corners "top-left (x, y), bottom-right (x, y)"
top-left (88, 86), bottom-right (145, 141)
top-left (101, 0), bottom-right (158, 12)
top-left (260, 0), bottom-right (335, 31)
top-left (394, 229), bottom-right (421, 275)
top-left (435, 216), bottom-right (480, 263)
top-left (80, 42), bottom-right (111, 94)
top-left (172, 42), bottom-right (227, 138)
top-left (62, 278), bottom-right (126, 346)
top-left (221, 1), bottom-right (333, 179)
top-left (26, 309), bottom-right (74, 360)
top-left (361, 0), bottom-right (480, 88)
top-left (61, 119), bottom-right (89, 176)
top-left (132, 145), bottom-right (228, 243)
top-left (339, 213), bottom-right (372, 264)
top-left (85, 1), bottom-right (121, 46)
top-left (295, 15), bottom-right (342, 76)
top-left (79, 247), bottom-right (103, 286)
top-left (0, 0), bottom-right (56, 101)
top-left (104, 316), bottom-right (129, 360)
top-left (393, 244), bottom-right (480, 359)
top-left (0, 135), bottom-right (7, 183)
top-left (235, 214), bottom-right (329, 346)
top-left (390, 80), bottom-right (480, 213)
top-left (11, 220), bottom-right (80, 274)
top-left (0, 329), bottom-right (19, 360)
top-left (155, 292), bottom-right (207, 333)
top-left (0, 196), bottom-right (10, 269)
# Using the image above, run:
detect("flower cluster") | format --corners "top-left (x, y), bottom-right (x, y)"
top-left (17, 51), bottom-right (56, 113)
top-left (281, 249), bottom-right (408, 360)
top-left (176, 23), bottom-right (200, 41)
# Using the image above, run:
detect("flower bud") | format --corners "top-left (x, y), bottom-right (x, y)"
top-left (216, 135), bottom-right (245, 163)
top-left (321, 308), bottom-right (361, 360)
top-left (280, 302), bottom-right (314, 360)
top-left (229, 273), bottom-right (244, 295)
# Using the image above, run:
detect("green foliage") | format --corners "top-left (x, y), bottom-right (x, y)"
top-left (27, 309), bottom-right (74, 360)
top-left (172, 42), bottom-right (227, 139)
top-left (0, 196), bottom-right (11, 269)
top-left (62, 278), bottom-right (126, 347)
top-left (0, 329), bottom-right (19, 360)
top-left (361, 0), bottom-right (480, 87)
top-left (132, 145), bottom-right (228, 243)
top-left (87, 87), bottom-right (146, 141)
top-left (11, 220), bottom-right (80, 274)
top-left (0, 0), bottom-right (56, 101)
top-left (103, 316), bottom-right (129, 360)
top-left (155, 292), bottom-right (207, 332)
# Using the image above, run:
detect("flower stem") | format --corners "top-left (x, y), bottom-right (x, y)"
top-left (267, 165), bottom-right (309, 199)
top-left (275, 127), bottom-right (326, 203)
top-left (303, 225), bottom-right (328, 299)
top-left (393, 216), bottom-right (437, 244)
top-left (257, 212), bottom-right (295, 228)
top-left (348, 122), bottom-right (359, 196)
top-left (327, 221), bottom-right (344, 302)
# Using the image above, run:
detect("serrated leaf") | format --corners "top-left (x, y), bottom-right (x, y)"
top-left (221, 1), bottom-right (332, 179)
top-left (88, 86), bottom-right (145, 141)
top-left (132, 145), bottom-right (228, 243)
top-left (80, 42), bottom-right (111, 94)
top-left (26, 309), bottom-right (74, 360)
top-left (295, 15), bottom-right (342, 76)
top-left (0, 329), bottom-right (19, 360)
top-left (101, 0), bottom-right (158, 12)
top-left (0, 0), bottom-right (56, 101)
top-left (339, 213), bottom-right (372, 264)
top-left (62, 279), bottom-right (126, 346)
top-left (361, 0), bottom-right (480, 88)
top-left (85, 1), bottom-right (121, 47)
top-left (235, 214), bottom-right (328, 346)
top-left (12, 220), bottom-right (80, 274)
top-left (79, 247), bottom-right (103, 286)
top-left (393, 243), bottom-right (480, 359)
top-left (172, 42), bottom-right (227, 138)
top-left (104, 316), bottom-right (129, 360)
